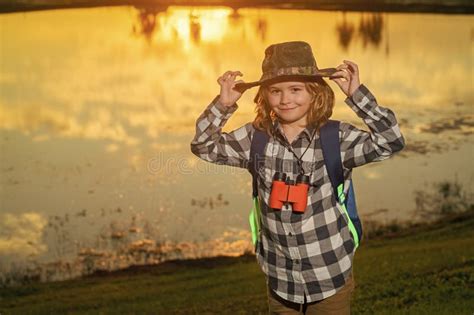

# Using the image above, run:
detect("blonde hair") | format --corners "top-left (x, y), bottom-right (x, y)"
top-left (252, 78), bottom-right (335, 136)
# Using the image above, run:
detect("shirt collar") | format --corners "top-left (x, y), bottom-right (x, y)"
top-left (272, 120), bottom-right (317, 142)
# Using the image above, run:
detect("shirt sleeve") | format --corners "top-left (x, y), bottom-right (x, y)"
top-left (339, 84), bottom-right (406, 169)
top-left (190, 95), bottom-right (253, 169)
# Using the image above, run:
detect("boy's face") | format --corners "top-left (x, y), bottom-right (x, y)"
top-left (265, 81), bottom-right (313, 127)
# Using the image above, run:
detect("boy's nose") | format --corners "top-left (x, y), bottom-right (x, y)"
top-left (280, 92), bottom-right (291, 104)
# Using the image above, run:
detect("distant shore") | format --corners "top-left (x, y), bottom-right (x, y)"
top-left (0, 0), bottom-right (473, 14)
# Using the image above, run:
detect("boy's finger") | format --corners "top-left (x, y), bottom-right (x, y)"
top-left (336, 64), bottom-right (348, 70)
top-left (343, 60), bottom-right (359, 72)
top-left (331, 70), bottom-right (348, 78)
top-left (231, 71), bottom-right (243, 77)
top-left (344, 60), bottom-right (355, 72)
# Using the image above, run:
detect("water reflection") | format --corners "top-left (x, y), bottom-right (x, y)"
top-left (132, 5), bottom-right (168, 41)
top-left (255, 16), bottom-right (268, 42)
top-left (0, 209), bottom-right (252, 286)
top-left (359, 13), bottom-right (384, 48)
top-left (190, 11), bottom-right (201, 43)
top-left (130, 6), bottom-right (269, 46)
top-left (336, 12), bottom-right (356, 50)
top-left (191, 193), bottom-right (230, 209)
top-left (419, 116), bottom-right (474, 135)
top-left (134, 7), bottom-right (233, 48)
top-left (336, 12), bottom-right (386, 51)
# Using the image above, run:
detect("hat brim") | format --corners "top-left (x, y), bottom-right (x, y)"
top-left (233, 68), bottom-right (339, 93)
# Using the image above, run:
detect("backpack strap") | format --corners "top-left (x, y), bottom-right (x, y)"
top-left (248, 128), bottom-right (269, 249)
top-left (320, 120), bottom-right (362, 249)
top-left (249, 129), bottom-right (270, 197)
top-left (319, 120), bottom-right (344, 189)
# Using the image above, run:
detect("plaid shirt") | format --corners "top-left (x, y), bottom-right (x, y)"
top-left (190, 84), bottom-right (405, 304)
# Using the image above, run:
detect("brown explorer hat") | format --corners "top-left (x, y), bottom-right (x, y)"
top-left (233, 41), bottom-right (338, 94)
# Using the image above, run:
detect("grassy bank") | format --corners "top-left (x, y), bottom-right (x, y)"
top-left (0, 0), bottom-right (473, 14)
top-left (1, 211), bottom-right (473, 314)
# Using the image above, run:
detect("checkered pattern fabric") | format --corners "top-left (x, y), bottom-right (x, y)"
top-left (190, 84), bottom-right (405, 304)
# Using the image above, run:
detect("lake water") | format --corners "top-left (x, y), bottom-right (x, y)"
top-left (0, 6), bottom-right (472, 284)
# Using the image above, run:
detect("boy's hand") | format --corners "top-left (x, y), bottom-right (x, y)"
top-left (217, 70), bottom-right (244, 107)
top-left (329, 60), bottom-right (361, 98)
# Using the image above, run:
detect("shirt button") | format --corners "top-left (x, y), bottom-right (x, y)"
top-left (288, 232), bottom-right (292, 236)
top-left (294, 259), bottom-right (300, 264)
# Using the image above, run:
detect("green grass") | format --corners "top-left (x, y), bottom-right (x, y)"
top-left (0, 215), bottom-right (473, 314)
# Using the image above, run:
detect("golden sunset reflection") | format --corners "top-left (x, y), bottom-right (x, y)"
top-left (155, 7), bottom-right (232, 48)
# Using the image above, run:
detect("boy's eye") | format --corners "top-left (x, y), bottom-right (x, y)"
top-left (269, 88), bottom-right (302, 94)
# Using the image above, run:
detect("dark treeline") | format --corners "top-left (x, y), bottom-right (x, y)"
top-left (0, 0), bottom-right (473, 14)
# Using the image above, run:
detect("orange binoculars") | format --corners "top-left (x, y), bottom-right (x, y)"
top-left (269, 172), bottom-right (310, 212)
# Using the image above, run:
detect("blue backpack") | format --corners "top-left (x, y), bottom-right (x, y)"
top-left (248, 120), bottom-right (363, 251)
